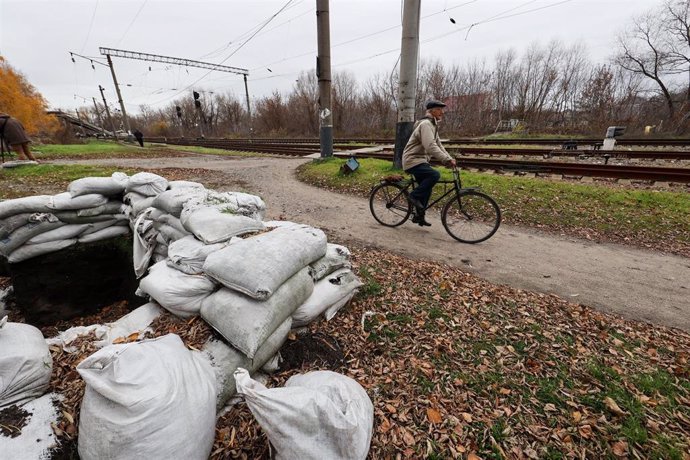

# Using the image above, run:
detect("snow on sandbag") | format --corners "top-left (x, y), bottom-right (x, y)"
top-left (0, 318), bottom-right (53, 409)
top-left (292, 268), bottom-right (363, 327)
top-left (68, 173), bottom-right (128, 197)
top-left (181, 206), bottom-right (264, 244)
top-left (201, 268), bottom-right (312, 359)
top-left (138, 261), bottom-right (216, 318)
top-left (0, 393), bottom-right (63, 460)
top-left (8, 239), bottom-right (78, 263)
top-left (235, 368), bottom-right (374, 460)
top-left (168, 180), bottom-right (205, 189)
top-left (0, 195), bottom-right (51, 219)
top-left (26, 223), bottom-right (92, 244)
top-left (46, 192), bottom-right (108, 211)
top-left (203, 226), bottom-right (327, 300)
top-left (77, 225), bottom-right (129, 244)
top-left (0, 220), bottom-right (66, 257)
top-left (77, 334), bottom-right (216, 460)
top-left (203, 318), bottom-right (291, 410)
top-left (125, 172), bottom-right (168, 197)
top-left (152, 188), bottom-right (206, 218)
top-left (167, 235), bottom-right (231, 275)
top-left (310, 243), bottom-right (352, 281)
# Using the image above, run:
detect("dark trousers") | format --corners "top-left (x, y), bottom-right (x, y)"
top-left (406, 163), bottom-right (440, 208)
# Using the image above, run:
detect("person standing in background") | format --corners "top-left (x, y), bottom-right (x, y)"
top-left (0, 112), bottom-right (38, 162)
top-left (133, 129), bottom-right (144, 147)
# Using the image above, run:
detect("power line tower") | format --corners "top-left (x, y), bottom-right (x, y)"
top-left (98, 47), bottom-right (251, 134)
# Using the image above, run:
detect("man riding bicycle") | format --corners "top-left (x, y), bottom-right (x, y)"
top-left (402, 100), bottom-right (457, 226)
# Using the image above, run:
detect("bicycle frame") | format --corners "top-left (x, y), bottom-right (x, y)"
top-left (411, 167), bottom-right (471, 212)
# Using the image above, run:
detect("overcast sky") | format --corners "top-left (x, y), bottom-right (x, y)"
top-left (0, 0), bottom-right (657, 115)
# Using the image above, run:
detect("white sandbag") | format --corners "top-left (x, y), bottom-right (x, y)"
top-left (0, 221), bottom-right (66, 257)
top-left (201, 267), bottom-right (312, 359)
top-left (7, 239), bottom-right (77, 263)
top-left (153, 221), bottom-right (189, 243)
top-left (77, 334), bottom-right (216, 460)
top-left (181, 206), bottom-right (264, 244)
top-left (76, 201), bottom-right (124, 217)
top-left (78, 225), bottom-right (129, 243)
top-left (132, 211), bottom-right (157, 278)
top-left (235, 368), bottom-right (374, 460)
top-left (152, 213), bottom-right (188, 235)
top-left (1, 159), bottom-right (38, 168)
top-left (263, 220), bottom-right (308, 230)
top-left (292, 269), bottom-right (363, 327)
top-left (131, 196), bottom-right (157, 216)
top-left (310, 243), bottom-right (352, 281)
top-left (0, 393), bottom-right (63, 460)
top-left (138, 261), bottom-right (216, 318)
top-left (0, 319), bottom-right (53, 409)
top-left (0, 195), bottom-right (51, 219)
top-left (94, 302), bottom-right (164, 348)
top-left (152, 188), bottom-right (206, 217)
top-left (1, 212), bottom-right (60, 239)
top-left (125, 172), bottom-right (169, 197)
top-left (53, 211), bottom-right (121, 224)
top-left (181, 190), bottom-right (266, 222)
top-left (167, 235), bottom-right (230, 275)
top-left (122, 191), bottom-right (148, 206)
top-left (68, 175), bottom-right (127, 197)
top-left (26, 223), bottom-right (91, 244)
top-left (202, 318), bottom-right (291, 409)
top-left (80, 219), bottom-right (127, 236)
top-left (203, 226), bottom-right (327, 299)
top-left (46, 192), bottom-right (108, 211)
top-left (168, 180), bottom-right (205, 189)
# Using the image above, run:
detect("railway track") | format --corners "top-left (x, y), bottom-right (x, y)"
top-left (150, 138), bottom-right (690, 183)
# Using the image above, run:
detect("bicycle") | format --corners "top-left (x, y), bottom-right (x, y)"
top-left (369, 166), bottom-right (501, 243)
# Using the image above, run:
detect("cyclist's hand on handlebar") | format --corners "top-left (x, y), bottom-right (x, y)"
top-left (448, 159), bottom-right (457, 169)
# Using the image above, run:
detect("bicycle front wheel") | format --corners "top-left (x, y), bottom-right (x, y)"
top-left (442, 191), bottom-right (501, 243)
top-left (369, 182), bottom-right (412, 227)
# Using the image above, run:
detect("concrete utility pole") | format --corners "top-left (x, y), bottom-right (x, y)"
top-left (92, 97), bottom-right (104, 131)
top-left (243, 75), bottom-right (252, 137)
top-left (393, 0), bottom-right (421, 169)
top-left (98, 85), bottom-right (118, 139)
top-left (316, 0), bottom-right (333, 157)
top-left (105, 54), bottom-right (132, 135)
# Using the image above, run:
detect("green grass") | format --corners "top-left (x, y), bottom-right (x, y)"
top-left (164, 145), bottom-right (266, 157)
top-left (35, 140), bottom-right (140, 156)
top-left (296, 157), bottom-right (690, 250)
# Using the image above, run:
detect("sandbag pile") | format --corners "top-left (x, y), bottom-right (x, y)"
top-left (0, 173), bottom-right (131, 263)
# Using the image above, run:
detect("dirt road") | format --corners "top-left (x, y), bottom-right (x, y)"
top-left (71, 154), bottom-right (690, 332)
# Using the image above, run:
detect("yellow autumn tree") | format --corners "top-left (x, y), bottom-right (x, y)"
top-left (0, 55), bottom-right (59, 137)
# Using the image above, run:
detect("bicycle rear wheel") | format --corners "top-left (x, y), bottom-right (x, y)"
top-left (442, 191), bottom-right (501, 243)
top-left (369, 182), bottom-right (412, 227)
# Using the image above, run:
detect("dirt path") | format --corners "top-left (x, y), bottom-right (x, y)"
top-left (68, 154), bottom-right (690, 332)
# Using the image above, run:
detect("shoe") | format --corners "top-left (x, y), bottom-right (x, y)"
top-left (411, 214), bottom-right (431, 226)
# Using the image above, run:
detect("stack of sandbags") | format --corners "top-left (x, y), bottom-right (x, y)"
top-left (0, 173), bottom-right (130, 263)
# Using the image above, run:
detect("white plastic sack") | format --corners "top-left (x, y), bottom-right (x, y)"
top-left (181, 190), bottom-right (266, 222)
top-left (202, 318), bottom-right (291, 409)
top-left (181, 206), bottom-right (264, 244)
top-left (68, 175), bottom-right (127, 197)
top-left (94, 302), bottom-right (163, 348)
top-left (76, 201), bottom-right (124, 217)
top-left (138, 261), bottom-right (216, 318)
top-left (310, 243), bottom-right (352, 281)
top-left (26, 223), bottom-right (91, 244)
top-left (0, 195), bottom-right (51, 219)
top-left (125, 172), bottom-right (169, 197)
top-left (235, 368), bottom-right (374, 460)
top-left (152, 188), bottom-right (206, 217)
top-left (292, 268), bottom-right (363, 327)
top-left (8, 239), bottom-right (77, 263)
top-left (77, 334), bottom-right (216, 460)
top-left (153, 221), bottom-right (189, 243)
top-left (168, 180), bottom-right (205, 189)
top-left (201, 267), bottom-right (313, 358)
top-left (132, 211), bottom-right (157, 278)
top-left (0, 212), bottom-right (32, 239)
top-left (122, 191), bottom-right (148, 206)
top-left (167, 235), bottom-right (230, 275)
top-left (52, 211), bottom-right (119, 224)
top-left (0, 319), bottom-right (53, 409)
top-left (46, 192), bottom-right (108, 211)
top-left (77, 225), bottom-right (129, 243)
top-left (203, 226), bottom-right (327, 299)
top-left (0, 220), bottom-right (66, 257)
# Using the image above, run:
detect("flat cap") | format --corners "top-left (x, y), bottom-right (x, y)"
top-left (425, 99), bottom-right (446, 110)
